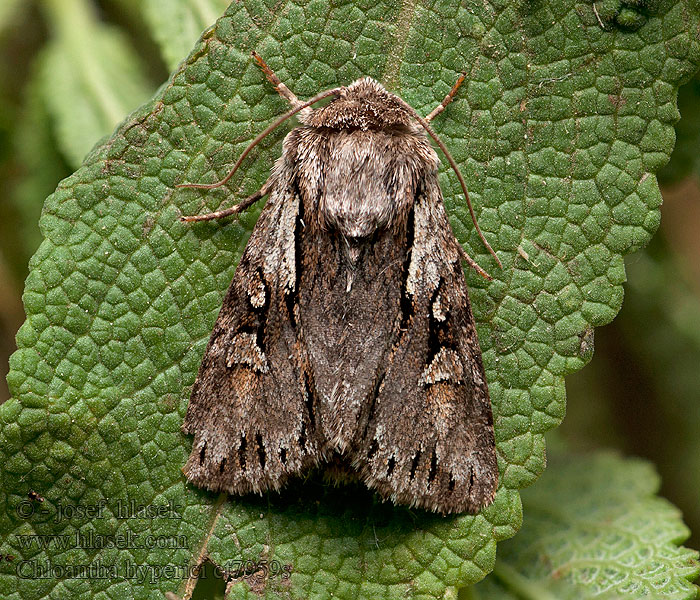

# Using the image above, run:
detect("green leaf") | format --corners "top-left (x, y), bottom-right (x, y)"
top-left (38, 0), bottom-right (155, 168)
top-left (8, 60), bottom-right (71, 275)
top-left (2, 1), bottom-right (700, 599)
top-left (142, 0), bottom-right (231, 70)
top-left (605, 238), bottom-right (700, 548)
top-left (0, 0), bottom-right (22, 36)
top-left (470, 452), bottom-right (699, 599)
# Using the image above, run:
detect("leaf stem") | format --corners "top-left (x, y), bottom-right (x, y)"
top-left (490, 561), bottom-right (560, 600)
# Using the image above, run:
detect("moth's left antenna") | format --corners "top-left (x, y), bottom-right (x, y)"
top-left (395, 94), bottom-right (503, 270)
top-left (177, 87), bottom-right (341, 194)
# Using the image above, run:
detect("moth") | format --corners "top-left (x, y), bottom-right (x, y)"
top-left (179, 53), bottom-right (500, 514)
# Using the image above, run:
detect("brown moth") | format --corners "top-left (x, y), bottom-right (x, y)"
top-left (179, 53), bottom-right (499, 514)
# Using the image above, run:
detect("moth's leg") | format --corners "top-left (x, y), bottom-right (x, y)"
top-left (180, 180), bottom-right (272, 223)
top-left (425, 73), bottom-right (466, 122)
top-left (252, 51), bottom-right (303, 109)
top-left (457, 243), bottom-right (492, 280)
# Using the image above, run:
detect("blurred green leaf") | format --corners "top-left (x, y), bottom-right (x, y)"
top-left (561, 220), bottom-right (700, 548)
top-left (470, 452), bottom-right (699, 599)
top-left (614, 240), bottom-right (700, 546)
top-left (38, 0), bottom-right (155, 168)
top-left (1, 1), bottom-right (700, 598)
top-left (658, 76), bottom-right (700, 184)
top-left (0, 0), bottom-right (22, 36)
top-left (190, 560), bottom-right (227, 599)
top-left (9, 60), bottom-right (71, 274)
top-left (142, 0), bottom-right (231, 70)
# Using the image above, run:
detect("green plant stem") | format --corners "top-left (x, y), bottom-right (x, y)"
top-left (491, 561), bottom-right (560, 600)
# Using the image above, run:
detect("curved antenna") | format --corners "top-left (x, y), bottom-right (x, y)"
top-left (177, 87), bottom-right (342, 190)
top-left (394, 96), bottom-right (502, 269)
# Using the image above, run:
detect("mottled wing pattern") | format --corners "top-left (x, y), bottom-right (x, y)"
top-left (182, 172), bottom-right (322, 494)
top-left (296, 223), bottom-right (408, 452)
top-left (285, 125), bottom-right (417, 457)
top-left (354, 176), bottom-right (498, 514)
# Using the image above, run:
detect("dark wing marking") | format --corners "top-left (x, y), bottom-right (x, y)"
top-left (182, 173), bottom-right (321, 495)
top-left (353, 176), bottom-right (498, 514)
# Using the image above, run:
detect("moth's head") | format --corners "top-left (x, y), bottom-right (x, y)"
top-left (304, 78), bottom-right (414, 130)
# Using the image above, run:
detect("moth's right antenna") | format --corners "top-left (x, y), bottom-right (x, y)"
top-left (425, 73), bottom-right (466, 123)
top-left (251, 51), bottom-right (306, 111)
top-left (395, 76), bottom-right (503, 270)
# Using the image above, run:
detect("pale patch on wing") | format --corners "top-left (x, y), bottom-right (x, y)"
top-left (262, 182), bottom-right (299, 294)
top-left (432, 291), bottom-right (447, 321)
top-left (420, 348), bottom-right (464, 385)
top-left (227, 332), bottom-right (269, 373)
top-left (246, 271), bottom-right (266, 308)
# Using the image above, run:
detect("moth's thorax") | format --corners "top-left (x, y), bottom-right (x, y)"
top-left (303, 78), bottom-right (415, 131)
top-left (284, 124), bottom-right (439, 239)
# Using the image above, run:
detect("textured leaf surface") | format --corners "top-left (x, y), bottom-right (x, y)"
top-left (470, 452), bottom-right (699, 599)
top-left (2, 1), bottom-right (700, 599)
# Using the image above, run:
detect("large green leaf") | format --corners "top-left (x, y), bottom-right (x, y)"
top-left (2, 1), bottom-right (700, 599)
top-left (470, 452), bottom-right (699, 599)
top-left (564, 234), bottom-right (700, 551)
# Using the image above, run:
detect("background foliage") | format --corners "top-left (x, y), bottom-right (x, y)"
top-left (0, 1), bottom-right (699, 599)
